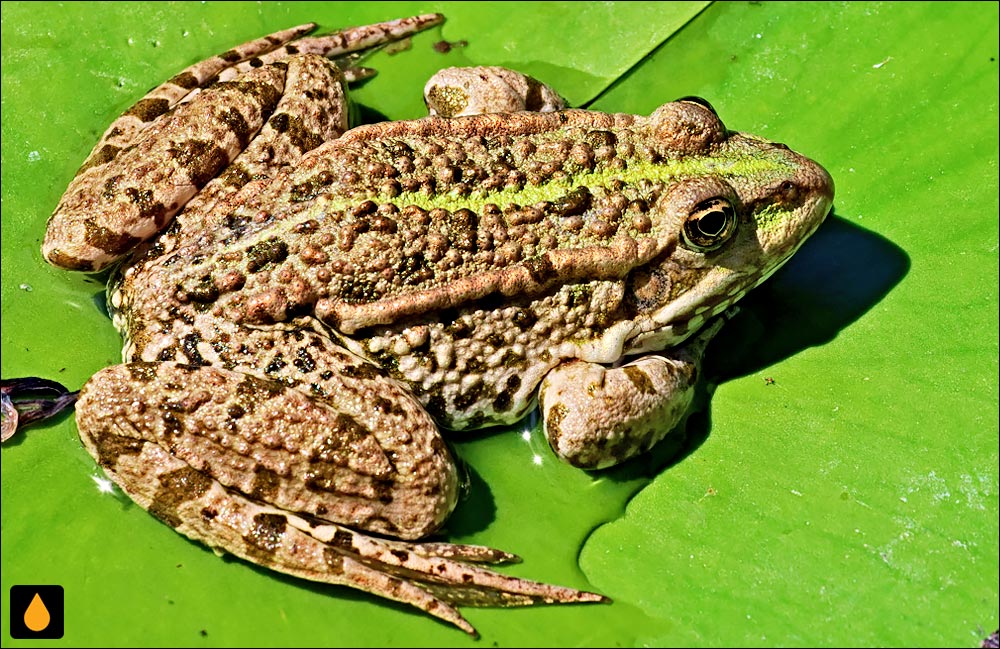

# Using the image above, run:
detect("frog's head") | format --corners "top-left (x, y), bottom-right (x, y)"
top-left (625, 98), bottom-right (834, 346)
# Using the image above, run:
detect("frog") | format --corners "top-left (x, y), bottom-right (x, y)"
top-left (37, 13), bottom-right (834, 636)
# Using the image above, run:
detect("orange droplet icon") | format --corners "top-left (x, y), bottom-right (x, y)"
top-left (24, 592), bottom-right (51, 632)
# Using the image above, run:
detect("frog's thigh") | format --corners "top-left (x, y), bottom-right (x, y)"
top-left (540, 354), bottom-right (700, 470)
top-left (77, 362), bottom-right (457, 540)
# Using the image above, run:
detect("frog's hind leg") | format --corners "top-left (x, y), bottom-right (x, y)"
top-left (77, 15), bottom-right (443, 178)
top-left (44, 15), bottom-right (443, 272)
top-left (75, 24), bottom-right (315, 177)
top-left (77, 361), bottom-right (603, 635)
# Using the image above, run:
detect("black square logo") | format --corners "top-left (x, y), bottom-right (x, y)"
top-left (9, 585), bottom-right (64, 639)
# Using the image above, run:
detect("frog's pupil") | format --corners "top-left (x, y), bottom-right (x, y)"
top-left (698, 210), bottom-right (727, 237)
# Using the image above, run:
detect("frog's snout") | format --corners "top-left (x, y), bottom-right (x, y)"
top-left (794, 155), bottom-right (836, 236)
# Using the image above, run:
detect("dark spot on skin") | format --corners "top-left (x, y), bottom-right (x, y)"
top-left (623, 366), bottom-right (656, 395)
top-left (269, 112), bottom-right (291, 133)
top-left (235, 374), bottom-right (284, 413)
top-left (83, 218), bottom-right (141, 256)
top-left (180, 333), bottom-right (206, 365)
top-left (492, 390), bottom-right (512, 413)
top-left (523, 255), bottom-right (556, 284)
top-left (453, 380), bottom-right (484, 410)
top-left (493, 374), bottom-right (521, 412)
top-left (268, 112), bottom-right (323, 154)
top-left (248, 57), bottom-right (263, 68)
top-left (293, 347), bottom-right (316, 373)
top-left (425, 394), bottom-right (447, 421)
top-left (285, 45), bottom-right (299, 55)
top-left (323, 547), bottom-right (345, 574)
top-left (168, 138), bottom-right (230, 189)
top-left (331, 529), bottom-right (355, 550)
top-left (218, 107), bottom-right (252, 148)
top-left (218, 49), bottom-right (241, 63)
top-left (185, 276), bottom-right (220, 304)
top-left (148, 466), bottom-right (212, 528)
top-left (546, 403), bottom-right (567, 443)
top-left (500, 349), bottom-right (524, 369)
top-left (92, 429), bottom-right (146, 468)
top-left (124, 97), bottom-right (171, 122)
top-left (156, 346), bottom-right (178, 361)
top-left (390, 549), bottom-right (409, 562)
top-left (339, 362), bottom-right (382, 381)
top-left (465, 412), bottom-right (486, 429)
top-left (373, 396), bottom-right (404, 417)
top-left (512, 308), bottom-right (537, 329)
top-left (43, 248), bottom-right (94, 271)
top-left (464, 355), bottom-right (485, 374)
top-left (200, 507), bottom-right (218, 520)
top-left (264, 356), bottom-right (287, 375)
top-left (162, 412), bottom-right (184, 438)
top-left (246, 237), bottom-right (289, 272)
top-left (223, 211), bottom-right (252, 238)
top-left (250, 466), bottom-right (281, 501)
top-left (243, 512), bottom-right (288, 554)
top-left (220, 165), bottom-right (252, 191)
top-left (126, 362), bottom-right (159, 383)
top-left (227, 404), bottom-right (245, 419)
top-left (168, 71), bottom-right (200, 89)
top-left (76, 144), bottom-right (123, 176)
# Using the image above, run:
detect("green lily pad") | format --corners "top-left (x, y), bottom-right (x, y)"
top-left (2, 1), bottom-right (997, 647)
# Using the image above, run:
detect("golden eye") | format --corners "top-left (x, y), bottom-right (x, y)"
top-left (681, 197), bottom-right (738, 252)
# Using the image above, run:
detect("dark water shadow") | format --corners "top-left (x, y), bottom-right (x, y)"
top-left (439, 460), bottom-right (498, 538)
top-left (351, 103), bottom-right (391, 129)
top-left (600, 211), bottom-right (911, 482)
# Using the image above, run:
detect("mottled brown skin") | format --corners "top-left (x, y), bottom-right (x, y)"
top-left (40, 17), bottom-right (833, 637)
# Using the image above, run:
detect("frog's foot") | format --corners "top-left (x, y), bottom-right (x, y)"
top-left (92, 452), bottom-right (602, 636)
top-left (283, 519), bottom-right (608, 636)
top-left (424, 66), bottom-right (567, 118)
top-left (77, 362), bottom-right (603, 635)
top-left (540, 317), bottom-right (728, 469)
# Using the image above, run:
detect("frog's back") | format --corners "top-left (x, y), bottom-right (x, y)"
top-left (166, 105), bottom-right (733, 335)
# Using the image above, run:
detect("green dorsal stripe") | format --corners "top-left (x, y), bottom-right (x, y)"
top-left (321, 154), bottom-right (796, 214)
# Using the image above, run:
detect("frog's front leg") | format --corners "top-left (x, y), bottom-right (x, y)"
top-left (78, 361), bottom-right (602, 635)
top-left (540, 318), bottom-right (726, 469)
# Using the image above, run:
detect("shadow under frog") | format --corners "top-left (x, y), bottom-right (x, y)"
top-left (445, 212), bottom-right (909, 540)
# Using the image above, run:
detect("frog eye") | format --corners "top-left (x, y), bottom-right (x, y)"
top-left (681, 197), bottom-right (738, 252)
top-left (674, 96), bottom-right (718, 117)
